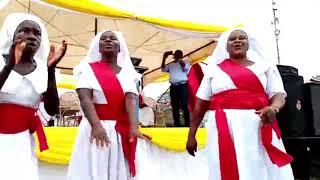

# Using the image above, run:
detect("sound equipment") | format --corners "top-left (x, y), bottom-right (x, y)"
top-left (131, 57), bottom-right (142, 66)
top-left (276, 65), bottom-right (320, 179)
top-left (304, 83), bottom-right (320, 136)
top-left (276, 65), bottom-right (307, 137)
top-left (277, 65), bottom-right (298, 75)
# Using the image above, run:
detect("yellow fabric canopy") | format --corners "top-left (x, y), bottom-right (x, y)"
top-left (40, 0), bottom-right (231, 33)
top-left (36, 127), bottom-right (207, 164)
top-left (42, 0), bottom-right (134, 18)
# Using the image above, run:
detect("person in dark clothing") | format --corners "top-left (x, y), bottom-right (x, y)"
top-left (161, 50), bottom-right (190, 127)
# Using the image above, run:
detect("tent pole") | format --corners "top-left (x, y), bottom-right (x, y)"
top-left (94, 18), bottom-right (98, 35)
top-left (28, 0), bottom-right (31, 13)
top-left (183, 40), bottom-right (215, 57)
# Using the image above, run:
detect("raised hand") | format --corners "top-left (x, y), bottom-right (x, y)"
top-left (163, 51), bottom-right (173, 58)
top-left (47, 41), bottom-right (67, 69)
top-left (9, 39), bottom-right (26, 66)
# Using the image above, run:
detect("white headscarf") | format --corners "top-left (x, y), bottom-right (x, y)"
top-left (0, 13), bottom-right (49, 94)
top-left (83, 31), bottom-right (141, 81)
top-left (206, 28), bottom-right (270, 65)
top-left (0, 13), bottom-right (50, 64)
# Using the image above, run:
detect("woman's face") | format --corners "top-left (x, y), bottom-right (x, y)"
top-left (99, 31), bottom-right (120, 55)
top-left (226, 30), bottom-right (249, 59)
top-left (13, 20), bottom-right (41, 56)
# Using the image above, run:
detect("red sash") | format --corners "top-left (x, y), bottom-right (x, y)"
top-left (90, 61), bottom-right (137, 177)
top-left (0, 103), bottom-right (48, 151)
top-left (139, 95), bottom-right (147, 108)
top-left (187, 63), bottom-right (204, 112)
top-left (209, 60), bottom-right (292, 180)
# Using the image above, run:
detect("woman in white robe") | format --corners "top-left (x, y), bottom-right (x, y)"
top-left (186, 29), bottom-right (294, 180)
top-left (67, 31), bottom-right (150, 180)
top-left (0, 13), bottom-right (67, 180)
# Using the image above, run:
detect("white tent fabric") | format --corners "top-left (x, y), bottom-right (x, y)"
top-left (0, 0), bottom-right (218, 79)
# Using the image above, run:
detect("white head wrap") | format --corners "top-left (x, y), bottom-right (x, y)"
top-left (0, 13), bottom-right (50, 64)
top-left (206, 28), bottom-right (270, 65)
top-left (83, 31), bottom-right (141, 81)
top-left (0, 13), bottom-right (49, 94)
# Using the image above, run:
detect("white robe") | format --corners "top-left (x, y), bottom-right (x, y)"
top-left (0, 60), bottom-right (47, 180)
top-left (196, 62), bottom-right (294, 180)
top-left (67, 63), bottom-right (138, 180)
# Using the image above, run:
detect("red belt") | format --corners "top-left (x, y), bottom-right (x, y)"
top-left (209, 90), bottom-right (293, 180)
top-left (0, 103), bottom-right (48, 151)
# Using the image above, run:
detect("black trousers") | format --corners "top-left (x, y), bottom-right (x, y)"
top-left (169, 83), bottom-right (190, 127)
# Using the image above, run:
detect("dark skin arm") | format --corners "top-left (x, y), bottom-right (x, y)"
top-left (161, 51), bottom-right (173, 70)
top-left (256, 93), bottom-right (286, 125)
top-left (42, 41), bottom-right (67, 116)
top-left (42, 68), bottom-right (59, 115)
top-left (179, 60), bottom-right (191, 72)
top-left (186, 98), bottom-right (209, 156)
top-left (0, 64), bottom-right (14, 90)
top-left (77, 88), bottom-right (110, 148)
top-left (126, 92), bottom-right (151, 142)
top-left (179, 60), bottom-right (186, 68)
top-left (0, 40), bottom-right (25, 90)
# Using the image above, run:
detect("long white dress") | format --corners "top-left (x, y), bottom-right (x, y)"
top-left (67, 63), bottom-right (138, 180)
top-left (196, 62), bottom-right (294, 180)
top-left (0, 60), bottom-right (47, 180)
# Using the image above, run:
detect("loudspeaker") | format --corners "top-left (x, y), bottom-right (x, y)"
top-left (277, 65), bottom-right (298, 76)
top-left (277, 65), bottom-right (307, 137)
top-left (304, 83), bottom-right (320, 136)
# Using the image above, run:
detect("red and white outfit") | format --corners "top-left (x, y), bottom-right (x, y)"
top-left (67, 61), bottom-right (139, 180)
top-left (195, 59), bottom-right (294, 180)
top-left (187, 28), bottom-right (295, 180)
top-left (0, 13), bottom-right (50, 180)
top-left (0, 61), bottom-right (48, 180)
top-left (67, 31), bottom-right (141, 180)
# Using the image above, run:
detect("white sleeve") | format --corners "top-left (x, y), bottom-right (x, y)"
top-left (73, 63), bottom-right (92, 89)
top-left (266, 66), bottom-right (286, 99)
top-left (119, 70), bottom-right (139, 95)
top-left (196, 75), bottom-right (213, 101)
top-left (123, 78), bottom-right (139, 95)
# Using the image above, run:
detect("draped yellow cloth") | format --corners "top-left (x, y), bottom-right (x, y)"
top-left (36, 127), bottom-right (207, 164)
top-left (41, 0), bottom-right (231, 33)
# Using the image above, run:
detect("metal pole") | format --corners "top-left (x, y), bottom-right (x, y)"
top-left (94, 18), bottom-right (98, 35)
top-left (272, 0), bottom-right (281, 64)
top-left (28, 0), bottom-right (31, 13)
